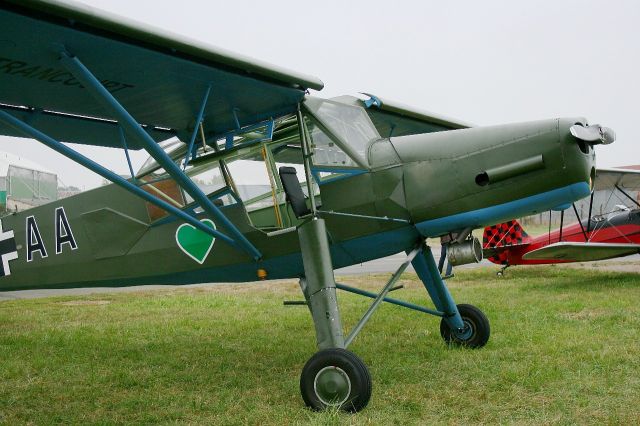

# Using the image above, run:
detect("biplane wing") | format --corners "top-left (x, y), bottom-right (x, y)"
top-left (594, 167), bottom-right (640, 192)
top-left (0, 0), bottom-right (323, 148)
top-left (522, 242), bottom-right (640, 262)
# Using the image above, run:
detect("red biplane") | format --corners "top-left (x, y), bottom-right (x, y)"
top-left (483, 167), bottom-right (640, 274)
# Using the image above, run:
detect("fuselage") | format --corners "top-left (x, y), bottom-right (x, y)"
top-left (0, 98), bottom-right (596, 291)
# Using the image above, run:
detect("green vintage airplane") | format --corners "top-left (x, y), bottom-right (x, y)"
top-left (0, 0), bottom-right (614, 412)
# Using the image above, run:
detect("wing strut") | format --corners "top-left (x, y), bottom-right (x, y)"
top-left (615, 184), bottom-right (640, 209)
top-left (586, 191), bottom-right (594, 234)
top-left (118, 127), bottom-right (136, 180)
top-left (572, 203), bottom-right (588, 242)
top-left (0, 109), bottom-right (235, 247)
top-left (183, 84), bottom-right (212, 170)
top-left (57, 51), bottom-right (261, 261)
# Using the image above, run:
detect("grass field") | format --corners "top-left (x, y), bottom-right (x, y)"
top-left (1, 266), bottom-right (639, 425)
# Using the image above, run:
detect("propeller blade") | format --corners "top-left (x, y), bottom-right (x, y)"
top-left (570, 124), bottom-right (616, 145)
top-left (600, 126), bottom-right (616, 145)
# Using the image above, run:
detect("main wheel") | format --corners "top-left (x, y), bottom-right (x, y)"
top-left (300, 348), bottom-right (372, 412)
top-left (440, 303), bottom-right (490, 348)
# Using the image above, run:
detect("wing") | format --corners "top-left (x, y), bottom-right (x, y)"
top-left (594, 167), bottom-right (640, 192)
top-left (522, 242), bottom-right (640, 262)
top-left (355, 93), bottom-right (472, 138)
top-left (0, 0), bottom-right (323, 149)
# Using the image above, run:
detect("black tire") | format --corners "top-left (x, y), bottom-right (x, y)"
top-left (440, 303), bottom-right (490, 348)
top-left (300, 348), bottom-right (372, 412)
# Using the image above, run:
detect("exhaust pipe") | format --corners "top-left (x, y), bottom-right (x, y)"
top-left (447, 237), bottom-right (483, 266)
top-left (475, 155), bottom-right (545, 187)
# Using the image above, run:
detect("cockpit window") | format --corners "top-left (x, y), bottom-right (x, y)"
top-left (182, 161), bottom-right (228, 204)
top-left (306, 118), bottom-right (356, 168)
top-left (224, 147), bottom-right (274, 210)
top-left (135, 109), bottom-right (364, 227)
top-left (136, 114), bottom-right (311, 228)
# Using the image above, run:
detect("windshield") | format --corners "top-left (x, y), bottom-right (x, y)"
top-left (316, 101), bottom-right (380, 158)
top-left (304, 97), bottom-right (380, 166)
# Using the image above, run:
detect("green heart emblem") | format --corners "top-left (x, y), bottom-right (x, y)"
top-left (175, 219), bottom-right (216, 264)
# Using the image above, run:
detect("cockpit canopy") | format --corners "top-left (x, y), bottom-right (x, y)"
top-left (134, 97), bottom-right (381, 230)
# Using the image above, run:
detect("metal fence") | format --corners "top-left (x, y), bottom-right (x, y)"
top-left (6, 165), bottom-right (57, 206)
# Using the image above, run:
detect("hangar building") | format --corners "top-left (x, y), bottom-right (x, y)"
top-left (0, 151), bottom-right (58, 212)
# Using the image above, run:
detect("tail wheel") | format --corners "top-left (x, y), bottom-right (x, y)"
top-left (300, 348), bottom-right (372, 412)
top-left (440, 303), bottom-right (490, 348)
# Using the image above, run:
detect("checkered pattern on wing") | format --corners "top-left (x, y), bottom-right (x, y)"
top-left (482, 220), bottom-right (530, 249)
top-left (488, 250), bottom-right (510, 265)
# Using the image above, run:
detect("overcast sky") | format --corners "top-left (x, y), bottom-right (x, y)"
top-left (1, 0), bottom-right (638, 189)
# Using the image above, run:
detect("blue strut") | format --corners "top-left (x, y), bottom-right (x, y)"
top-left (411, 244), bottom-right (467, 333)
top-left (0, 110), bottom-right (235, 247)
top-left (58, 51), bottom-right (261, 261)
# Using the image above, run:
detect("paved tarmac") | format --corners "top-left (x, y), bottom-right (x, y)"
top-left (0, 247), bottom-right (480, 301)
top-left (1, 250), bottom-right (637, 302)
top-left (336, 248), bottom-right (491, 275)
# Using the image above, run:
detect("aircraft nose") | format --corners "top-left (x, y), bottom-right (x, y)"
top-left (391, 117), bottom-right (602, 234)
top-left (559, 118), bottom-right (609, 192)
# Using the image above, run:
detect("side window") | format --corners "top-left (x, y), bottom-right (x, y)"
top-left (271, 142), bottom-right (315, 197)
top-left (141, 157), bottom-right (235, 222)
top-left (308, 124), bottom-right (353, 168)
top-left (225, 148), bottom-right (275, 212)
top-left (140, 174), bottom-right (186, 221)
top-left (183, 161), bottom-right (234, 206)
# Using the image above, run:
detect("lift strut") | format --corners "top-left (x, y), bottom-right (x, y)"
top-left (57, 51), bottom-right (261, 260)
top-left (0, 109), bottom-right (234, 246)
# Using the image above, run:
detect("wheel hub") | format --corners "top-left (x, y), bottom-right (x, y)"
top-left (314, 366), bottom-right (351, 406)
top-left (454, 318), bottom-right (475, 341)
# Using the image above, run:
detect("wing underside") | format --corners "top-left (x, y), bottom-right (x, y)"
top-left (594, 167), bottom-right (640, 192)
top-left (522, 242), bottom-right (640, 262)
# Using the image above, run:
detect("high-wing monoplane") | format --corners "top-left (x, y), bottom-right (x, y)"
top-left (0, 0), bottom-right (614, 411)
top-left (483, 168), bottom-right (640, 275)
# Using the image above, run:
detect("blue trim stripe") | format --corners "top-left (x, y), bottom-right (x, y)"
top-left (416, 182), bottom-right (591, 237)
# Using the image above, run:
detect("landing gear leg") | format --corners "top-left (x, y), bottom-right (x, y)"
top-left (411, 242), bottom-right (490, 348)
top-left (297, 218), bottom-right (372, 412)
top-left (497, 264), bottom-right (510, 277)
